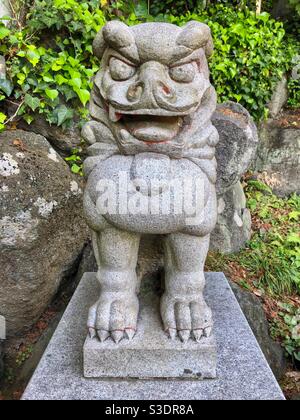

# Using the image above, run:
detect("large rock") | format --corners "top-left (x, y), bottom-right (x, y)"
top-left (213, 101), bottom-right (259, 195)
top-left (255, 114), bottom-right (300, 197)
top-left (0, 130), bottom-right (89, 336)
top-left (230, 281), bottom-right (286, 380)
top-left (18, 116), bottom-right (82, 154)
top-left (268, 75), bottom-right (288, 118)
top-left (0, 1), bottom-right (11, 21)
top-left (211, 101), bottom-right (258, 252)
top-left (0, 56), bottom-right (6, 78)
top-left (0, 340), bottom-right (4, 380)
top-left (211, 181), bottom-right (251, 253)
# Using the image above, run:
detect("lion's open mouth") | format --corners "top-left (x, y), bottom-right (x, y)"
top-left (121, 114), bottom-right (183, 143)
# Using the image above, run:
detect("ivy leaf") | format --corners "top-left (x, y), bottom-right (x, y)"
top-left (134, 0), bottom-right (148, 17)
top-left (24, 93), bottom-right (40, 111)
top-left (43, 75), bottom-right (54, 83)
top-left (55, 74), bottom-right (68, 85)
top-left (45, 89), bottom-right (59, 101)
top-left (0, 78), bottom-right (14, 96)
top-left (17, 73), bottom-right (26, 86)
top-left (26, 49), bottom-right (40, 66)
top-left (23, 114), bottom-right (34, 125)
top-left (74, 88), bottom-right (90, 106)
top-left (54, 105), bottom-right (74, 126)
top-left (0, 112), bottom-right (6, 123)
top-left (0, 111), bottom-right (6, 131)
top-left (71, 163), bottom-right (81, 174)
top-left (0, 27), bottom-right (10, 39)
top-left (70, 78), bottom-right (82, 89)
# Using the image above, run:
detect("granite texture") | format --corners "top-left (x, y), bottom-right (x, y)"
top-left (255, 118), bottom-right (300, 197)
top-left (84, 274), bottom-right (216, 379)
top-left (268, 75), bottom-right (288, 118)
top-left (0, 1), bottom-right (10, 21)
top-left (83, 21), bottom-right (219, 345)
top-left (22, 272), bottom-right (285, 400)
top-left (211, 181), bottom-right (252, 254)
top-left (0, 340), bottom-right (4, 380)
top-left (230, 281), bottom-right (286, 380)
top-left (0, 129), bottom-right (88, 336)
top-left (212, 101), bottom-right (259, 195)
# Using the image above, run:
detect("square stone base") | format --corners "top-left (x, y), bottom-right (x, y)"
top-left (22, 272), bottom-right (285, 400)
top-left (84, 275), bottom-right (216, 379)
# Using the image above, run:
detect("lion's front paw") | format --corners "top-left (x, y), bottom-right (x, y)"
top-left (87, 293), bottom-right (139, 343)
top-left (160, 294), bottom-right (213, 343)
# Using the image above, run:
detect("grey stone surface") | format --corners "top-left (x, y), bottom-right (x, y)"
top-left (22, 272), bottom-right (285, 400)
top-left (0, 1), bottom-right (10, 21)
top-left (18, 115), bottom-right (82, 154)
top-left (83, 21), bottom-right (219, 345)
top-left (0, 340), bottom-right (4, 380)
top-left (74, 249), bottom-right (289, 380)
top-left (272, 0), bottom-right (294, 19)
top-left (84, 274), bottom-right (216, 379)
top-left (268, 75), bottom-right (288, 118)
top-left (0, 129), bottom-right (89, 336)
top-left (255, 118), bottom-right (300, 197)
top-left (212, 101), bottom-right (259, 195)
top-left (211, 181), bottom-right (252, 253)
top-left (0, 55), bottom-right (6, 78)
top-left (230, 281), bottom-right (286, 380)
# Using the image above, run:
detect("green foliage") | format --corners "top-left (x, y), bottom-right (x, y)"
top-left (145, 0), bottom-right (275, 16)
top-left (289, 0), bottom-right (300, 16)
top-left (207, 179), bottom-right (300, 364)
top-left (149, 0), bottom-right (204, 16)
top-left (15, 345), bottom-right (33, 367)
top-left (0, 112), bottom-right (6, 131)
top-left (0, 0), bottom-right (105, 128)
top-left (0, 1), bottom-right (299, 129)
top-left (288, 78), bottom-right (300, 108)
top-left (272, 303), bottom-right (300, 364)
top-left (163, 7), bottom-right (297, 120)
top-left (65, 148), bottom-right (83, 175)
top-left (242, 184), bottom-right (300, 295)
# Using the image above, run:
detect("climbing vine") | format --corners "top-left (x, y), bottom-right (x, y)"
top-left (0, 1), bottom-right (299, 130)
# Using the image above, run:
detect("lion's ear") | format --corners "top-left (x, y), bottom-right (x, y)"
top-left (176, 21), bottom-right (213, 57)
top-left (93, 28), bottom-right (106, 59)
top-left (93, 21), bottom-right (139, 62)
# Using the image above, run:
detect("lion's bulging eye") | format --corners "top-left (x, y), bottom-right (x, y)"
top-left (169, 62), bottom-right (196, 83)
top-left (109, 57), bottom-right (136, 81)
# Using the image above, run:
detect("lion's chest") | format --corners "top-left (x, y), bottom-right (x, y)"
top-left (88, 153), bottom-right (212, 234)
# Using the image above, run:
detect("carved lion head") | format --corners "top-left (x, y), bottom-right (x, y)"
top-left (89, 21), bottom-right (216, 153)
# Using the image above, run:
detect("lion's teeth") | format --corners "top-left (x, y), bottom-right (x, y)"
top-left (120, 129), bottom-right (130, 142)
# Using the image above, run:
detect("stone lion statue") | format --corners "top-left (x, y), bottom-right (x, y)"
top-left (82, 20), bottom-right (255, 345)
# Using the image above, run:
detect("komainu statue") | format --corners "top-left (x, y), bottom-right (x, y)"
top-left (82, 20), bottom-right (221, 344)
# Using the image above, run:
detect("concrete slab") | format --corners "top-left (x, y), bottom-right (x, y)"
top-left (84, 274), bottom-right (216, 379)
top-left (22, 272), bottom-right (285, 400)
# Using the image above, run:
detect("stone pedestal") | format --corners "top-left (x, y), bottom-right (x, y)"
top-left (84, 275), bottom-right (216, 379)
top-left (22, 272), bottom-right (285, 400)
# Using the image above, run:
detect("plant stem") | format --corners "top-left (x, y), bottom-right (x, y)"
top-left (256, 0), bottom-right (262, 14)
top-left (5, 99), bottom-right (24, 125)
